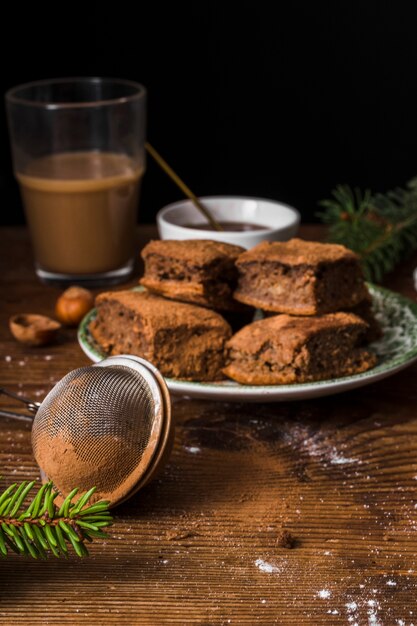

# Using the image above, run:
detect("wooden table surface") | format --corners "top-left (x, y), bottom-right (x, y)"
top-left (1, 225), bottom-right (417, 625)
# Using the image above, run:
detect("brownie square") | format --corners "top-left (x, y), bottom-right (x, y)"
top-left (233, 239), bottom-right (369, 315)
top-left (262, 291), bottom-right (383, 344)
top-left (346, 294), bottom-right (383, 343)
top-left (140, 239), bottom-right (247, 312)
top-left (223, 312), bottom-right (377, 385)
top-left (89, 291), bottom-right (232, 381)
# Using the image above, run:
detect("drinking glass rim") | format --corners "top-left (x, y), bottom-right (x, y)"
top-left (5, 77), bottom-right (146, 109)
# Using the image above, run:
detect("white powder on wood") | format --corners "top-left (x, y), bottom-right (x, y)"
top-left (255, 559), bottom-right (280, 574)
top-left (185, 446), bottom-right (201, 454)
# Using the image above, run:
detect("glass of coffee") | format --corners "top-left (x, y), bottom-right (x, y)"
top-left (5, 78), bottom-right (146, 286)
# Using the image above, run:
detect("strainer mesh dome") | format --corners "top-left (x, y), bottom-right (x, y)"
top-left (31, 365), bottom-right (161, 503)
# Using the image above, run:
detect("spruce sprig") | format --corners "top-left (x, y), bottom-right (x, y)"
top-left (0, 480), bottom-right (112, 558)
top-left (318, 178), bottom-right (417, 282)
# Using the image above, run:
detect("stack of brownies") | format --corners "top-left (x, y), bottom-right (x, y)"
top-left (89, 238), bottom-right (379, 385)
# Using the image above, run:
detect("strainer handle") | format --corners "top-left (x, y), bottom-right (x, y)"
top-left (0, 387), bottom-right (40, 413)
top-left (0, 409), bottom-right (34, 421)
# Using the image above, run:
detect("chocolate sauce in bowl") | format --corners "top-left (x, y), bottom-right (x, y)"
top-left (184, 221), bottom-right (269, 232)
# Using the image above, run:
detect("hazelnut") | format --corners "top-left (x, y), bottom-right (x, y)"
top-left (55, 286), bottom-right (95, 327)
top-left (9, 314), bottom-right (61, 347)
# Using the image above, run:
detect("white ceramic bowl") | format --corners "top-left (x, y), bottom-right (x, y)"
top-left (156, 196), bottom-right (300, 249)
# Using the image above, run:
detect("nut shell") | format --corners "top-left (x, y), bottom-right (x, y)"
top-left (9, 314), bottom-right (61, 347)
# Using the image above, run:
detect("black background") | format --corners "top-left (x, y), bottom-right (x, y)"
top-left (2, 1), bottom-right (417, 225)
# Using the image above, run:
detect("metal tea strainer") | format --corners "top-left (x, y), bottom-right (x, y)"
top-left (0, 355), bottom-right (173, 507)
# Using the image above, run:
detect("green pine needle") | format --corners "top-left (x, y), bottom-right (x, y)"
top-left (318, 178), bottom-right (417, 282)
top-left (0, 480), bottom-right (112, 559)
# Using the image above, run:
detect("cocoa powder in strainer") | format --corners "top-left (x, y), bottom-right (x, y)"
top-left (35, 430), bottom-right (143, 504)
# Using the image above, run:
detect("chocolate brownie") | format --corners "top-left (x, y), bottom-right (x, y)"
top-left (346, 296), bottom-right (383, 343)
top-left (223, 312), bottom-right (376, 385)
top-left (233, 239), bottom-right (369, 315)
top-left (140, 239), bottom-right (248, 311)
top-left (262, 291), bottom-right (383, 344)
top-left (89, 291), bottom-right (232, 381)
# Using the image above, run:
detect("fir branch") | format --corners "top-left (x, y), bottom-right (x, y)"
top-left (0, 480), bottom-right (112, 559)
top-left (318, 179), bottom-right (417, 282)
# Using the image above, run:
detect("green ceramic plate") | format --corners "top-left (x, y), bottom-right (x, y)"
top-left (78, 284), bottom-right (417, 402)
